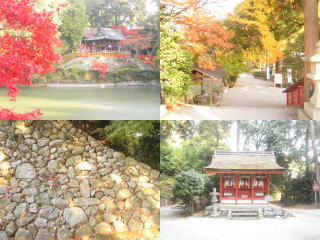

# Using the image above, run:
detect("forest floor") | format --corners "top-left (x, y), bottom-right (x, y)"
top-left (160, 206), bottom-right (320, 240)
top-left (161, 73), bottom-right (298, 120)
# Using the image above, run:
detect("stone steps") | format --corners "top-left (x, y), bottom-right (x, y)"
top-left (229, 209), bottom-right (261, 220)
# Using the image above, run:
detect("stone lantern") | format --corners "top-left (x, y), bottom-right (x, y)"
top-left (303, 41), bottom-right (320, 119)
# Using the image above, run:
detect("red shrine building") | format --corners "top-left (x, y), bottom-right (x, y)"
top-left (204, 151), bottom-right (286, 204)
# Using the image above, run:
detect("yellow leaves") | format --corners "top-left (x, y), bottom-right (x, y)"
top-left (231, 0), bottom-right (285, 64)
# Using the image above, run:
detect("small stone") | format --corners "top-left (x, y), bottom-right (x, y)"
top-left (74, 198), bottom-right (100, 207)
top-left (75, 162), bottom-right (97, 171)
top-left (128, 219), bottom-right (143, 232)
top-left (0, 231), bottom-right (7, 240)
top-left (38, 146), bottom-right (50, 157)
top-left (80, 179), bottom-right (91, 198)
top-left (117, 189), bottom-right (132, 200)
top-left (113, 220), bottom-right (129, 232)
top-left (75, 224), bottom-right (93, 238)
top-left (150, 170), bottom-right (160, 179)
top-left (47, 160), bottom-right (59, 173)
top-left (38, 138), bottom-right (49, 147)
top-left (39, 206), bottom-right (60, 220)
top-left (51, 198), bottom-right (68, 210)
top-left (35, 229), bottom-right (54, 240)
top-left (5, 222), bottom-right (16, 236)
top-left (95, 222), bottom-right (112, 235)
top-left (64, 207), bottom-right (88, 227)
top-left (34, 217), bottom-right (47, 229)
top-left (15, 163), bottom-right (36, 179)
top-left (57, 227), bottom-right (73, 240)
top-left (72, 146), bottom-right (84, 155)
top-left (29, 203), bottom-right (39, 213)
top-left (22, 188), bottom-right (38, 196)
top-left (36, 193), bottom-right (50, 204)
top-left (0, 161), bottom-right (10, 170)
top-left (16, 215), bottom-right (36, 227)
top-left (15, 228), bottom-right (32, 240)
top-left (13, 203), bottom-right (27, 218)
top-left (49, 140), bottom-right (64, 148)
top-left (66, 155), bottom-right (82, 167)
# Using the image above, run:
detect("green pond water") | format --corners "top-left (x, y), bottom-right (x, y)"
top-left (0, 87), bottom-right (160, 120)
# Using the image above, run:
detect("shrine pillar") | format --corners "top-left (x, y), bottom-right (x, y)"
top-left (251, 176), bottom-right (254, 202)
top-left (219, 175), bottom-right (223, 198)
top-left (235, 176), bottom-right (239, 204)
top-left (299, 41), bottom-right (320, 119)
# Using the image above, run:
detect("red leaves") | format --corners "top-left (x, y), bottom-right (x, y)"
top-left (91, 60), bottom-right (109, 79)
top-left (113, 25), bottom-right (151, 50)
top-left (0, 0), bottom-right (61, 119)
top-left (0, 108), bottom-right (42, 120)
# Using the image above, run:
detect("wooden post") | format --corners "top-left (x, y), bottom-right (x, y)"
top-left (304, 0), bottom-right (319, 101)
top-left (220, 175), bottom-right (223, 199)
top-left (314, 181), bottom-right (318, 205)
top-left (209, 78), bottom-right (213, 105)
top-left (251, 176), bottom-right (254, 203)
top-left (235, 175), bottom-right (239, 204)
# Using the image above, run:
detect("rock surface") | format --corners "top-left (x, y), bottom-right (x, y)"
top-left (0, 120), bottom-right (160, 239)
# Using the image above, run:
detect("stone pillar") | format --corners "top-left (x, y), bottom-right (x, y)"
top-left (299, 41), bottom-right (320, 119)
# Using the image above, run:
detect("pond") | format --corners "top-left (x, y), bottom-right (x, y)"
top-left (0, 87), bottom-right (160, 120)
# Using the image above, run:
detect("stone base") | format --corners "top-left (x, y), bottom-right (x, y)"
top-left (302, 102), bottom-right (320, 120)
top-left (298, 108), bottom-right (311, 120)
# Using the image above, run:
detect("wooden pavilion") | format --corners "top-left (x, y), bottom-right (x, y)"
top-left (186, 66), bottom-right (227, 105)
top-left (204, 151), bottom-right (286, 204)
top-left (79, 27), bottom-right (128, 53)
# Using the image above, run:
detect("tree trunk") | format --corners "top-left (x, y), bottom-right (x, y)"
top-left (305, 126), bottom-right (310, 175)
top-left (236, 121), bottom-right (240, 152)
top-left (309, 121), bottom-right (320, 183)
top-left (303, 0), bottom-right (319, 101)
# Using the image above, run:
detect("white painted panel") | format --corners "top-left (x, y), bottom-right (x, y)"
top-left (221, 199), bottom-right (236, 204)
top-left (224, 192), bottom-right (233, 196)
top-left (237, 200), bottom-right (252, 204)
top-left (255, 192), bottom-right (264, 197)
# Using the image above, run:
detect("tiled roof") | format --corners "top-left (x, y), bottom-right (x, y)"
top-left (85, 28), bottom-right (127, 41)
top-left (204, 151), bottom-right (285, 170)
top-left (83, 28), bottom-right (98, 39)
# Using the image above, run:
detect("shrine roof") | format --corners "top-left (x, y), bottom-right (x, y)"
top-left (204, 151), bottom-right (285, 171)
top-left (192, 66), bottom-right (228, 80)
top-left (85, 28), bottom-right (127, 41)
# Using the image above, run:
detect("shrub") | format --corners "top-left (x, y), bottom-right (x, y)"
top-left (173, 169), bottom-right (205, 205)
top-left (282, 174), bottom-right (315, 204)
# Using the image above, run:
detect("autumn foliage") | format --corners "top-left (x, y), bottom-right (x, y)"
top-left (91, 60), bottom-right (109, 79)
top-left (112, 26), bottom-right (151, 51)
top-left (0, 0), bottom-right (62, 119)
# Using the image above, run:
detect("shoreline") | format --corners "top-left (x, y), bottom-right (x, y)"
top-left (24, 81), bottom-right (160, 88)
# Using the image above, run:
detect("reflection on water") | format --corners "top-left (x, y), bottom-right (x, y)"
top-left (0, 87), bottom-right (160, 120)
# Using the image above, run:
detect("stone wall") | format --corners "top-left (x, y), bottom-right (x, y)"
top-left (0, 121), bottom-right (160, 240)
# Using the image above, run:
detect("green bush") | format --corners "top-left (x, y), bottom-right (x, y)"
top-left (173, 169), bottom-right (205, 204)
top-left (282, 174), bottom-right (315, 204)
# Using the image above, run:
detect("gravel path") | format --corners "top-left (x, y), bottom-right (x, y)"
top-left (162, 73), bottom-right (298, 120)
top-left (161, 207), bottom-right (320, 240)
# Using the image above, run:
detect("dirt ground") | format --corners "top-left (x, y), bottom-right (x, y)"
top-left (160, 206), bottom-right (320, 240)
top-left (161, 73), bottom-right (298, 120)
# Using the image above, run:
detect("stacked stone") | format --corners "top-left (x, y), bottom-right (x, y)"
top-left (0, 121), bottom-right (160, 240)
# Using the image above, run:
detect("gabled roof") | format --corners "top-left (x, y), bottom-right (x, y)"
top-left (283, 79), bottom-right (304, 93)
top-left (83, 28), bottom-right (98, 39)
top-left (204, 151), bottom-right (286, 172)
top-left (192, 66), bottom-right (228, 80)
top-left (85, 27), bottom-right (127, 41)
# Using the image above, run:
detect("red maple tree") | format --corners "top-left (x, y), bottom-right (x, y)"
top-left (91, 60), bottom-right (109, 79)
top-left (0, 0), bottom-right (62, 120)
top-left (112, 26), bottom-right (151, 52)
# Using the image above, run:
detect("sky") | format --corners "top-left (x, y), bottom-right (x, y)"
top-left (147, 0), bottom-right (159, 14)
top-left (205, 0), bottom-right (244, 19)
